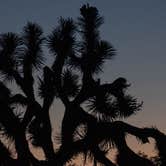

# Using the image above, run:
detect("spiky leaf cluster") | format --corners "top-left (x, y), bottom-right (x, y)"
top-left (61, 69), bottom-right (80, 98)
top-left (47, 18), bottom-right (76, 66)
top-left (0, 33), bottom-right (22, 80)
top-left (69, 4), bottom-right (115, 75)
top-left (87, 93), bottom-right (142, 121)
top-left (87, 78), bottom-right (142, 121)
top-left (22, 22), bottom-right (44, 71)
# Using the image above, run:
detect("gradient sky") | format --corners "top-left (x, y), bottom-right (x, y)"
top-left (0, 0), bottom-right (166, 161)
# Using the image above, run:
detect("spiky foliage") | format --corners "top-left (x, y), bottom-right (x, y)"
top-left (47, 18), bottom-right (76, 70)
top-left (38, 67), bottom-right (80, 99)
top-left (87, 78), bottom-right (142, 120)
top-left (69, 40), bottom-right (115, 74)
top-left (0, 33), bottom-right (22, 80)
top-left (61, 69), bottom-right (80, 98)
top-left (79, 4), bottom-right (103, 44)
top-left (69, 4), bottom-right (115, 75)
top-left (92, 40), bottom-right (115, 73)
top-left (22, 22), bottom-right (44, 71)
top-left (116, 95), bottom-right (142, 118)
top-left (87, 93), bottom-right (118, 120)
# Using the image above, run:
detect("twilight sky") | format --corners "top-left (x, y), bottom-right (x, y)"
top-left (0, 0), bottom-right (166, 159)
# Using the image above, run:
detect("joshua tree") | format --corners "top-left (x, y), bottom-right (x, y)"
top-left (0, 4), bottom-right (165, 166)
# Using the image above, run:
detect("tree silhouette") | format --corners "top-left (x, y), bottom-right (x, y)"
top-left (0, 4), bottom-right (165, 166)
